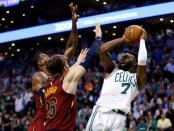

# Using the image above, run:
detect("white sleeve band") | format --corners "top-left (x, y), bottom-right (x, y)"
top-left (138, 39), bottom-right (147, 65)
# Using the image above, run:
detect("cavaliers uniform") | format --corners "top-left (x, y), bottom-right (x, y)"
top-left (28, 88), bottom-right (47, 131)
top-left (44, 78), bottom-right (77, 131)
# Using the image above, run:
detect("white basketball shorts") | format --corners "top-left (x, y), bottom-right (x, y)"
top-left (86, 105), bottom-right (126, 131)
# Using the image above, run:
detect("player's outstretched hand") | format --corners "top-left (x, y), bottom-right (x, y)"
top-left (95, 23), bottom-right (102, 38)
top-left (76, 48), bottom-right (89, 65)
top-left (69, 2), bottom-right (78, 22)
top-left (140, 29), bottom-right (147, 41)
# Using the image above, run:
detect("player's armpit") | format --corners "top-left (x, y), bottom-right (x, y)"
top-left (63, 65), bottom-right (86, 94)
top-left (137, 65), bottom-right (146, 91)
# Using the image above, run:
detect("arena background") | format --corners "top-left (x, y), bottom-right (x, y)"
top-left (0, 0), bottom-right (174, 130)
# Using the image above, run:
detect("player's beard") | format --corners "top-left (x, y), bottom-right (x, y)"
top-left (39, 60), bottom-right (47, 71)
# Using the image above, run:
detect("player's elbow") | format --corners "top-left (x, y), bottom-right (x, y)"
top-left (71, 50), bottom-right (76, 56)
top-left (100, 45), bottom-right (107, 54)
top-left (72, 73), bottom-right (83, 82)
top-left (70, 46), bottom-right (76, 52)
top-left (138, 59), bottom-right (147, 66)
top-left (138, 52), bottom-right (147, 65)
top-left (71, 66), bottom-right (86, 82)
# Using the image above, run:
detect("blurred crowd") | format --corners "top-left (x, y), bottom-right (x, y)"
top-left (80, 0), bottom-right (173, 17)
top-left (0, 28), bottom-right (174, 131)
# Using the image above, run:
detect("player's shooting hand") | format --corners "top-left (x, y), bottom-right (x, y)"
top-left (122, 28), bottom-right (129, 43)
top-left (122, 28), bottom-right (134, 46)
top-left (95, 23), bottom-right (102, 38)
top-left (76, 48), bottom-right (89, 65)
top-left (122, 34), bottom-right (129, 43)
top-left (122, 34), bottom-right (130, 47)
top-left (140, 29), bottom-right (147, 41)
top-left (69, 3), bottom-right (78, 22)
top-left (122, 28), bottom-right (130, 43)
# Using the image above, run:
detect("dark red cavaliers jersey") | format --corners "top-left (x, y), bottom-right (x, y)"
top-left (28, 90), bottom-right (46, 131)
top-left (44, 78), bottom-right (77, 131)
top-left (34, 91), bottom-right (47, 119)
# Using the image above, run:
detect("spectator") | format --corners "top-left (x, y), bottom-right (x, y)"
top-left (14, 95), bottom-right (24, 117)
top-left (155, 105), bottom-right (167, 119)
top-left (136, 117), bottom-right (148, 131)
top-left (154, 48), bottom-right (163, 62)
top-left (157, 113), bottom-right (172, 131)
top-left (166, 106), bottom-right (174, 129)
top-left (2, 114), bottom-right (11, 131)
top-left (133, 106), bottom-right (142, 120)
top-left (0, 112), bottom-right (2, 131)
top-left (145, 83), bottom-right (154, 102)
top-left (10, 113), bottom-right (21, 131)
top-left (23, 89), bottom-right (33, 114)
top-left (23, 89), bottom-right (33, 106)
top-left (164, 58), bottom-right (174, 81)
top-left (146, 111), bottom-right (157, 131)
top-left (164, 59), bottom-right (174, 73)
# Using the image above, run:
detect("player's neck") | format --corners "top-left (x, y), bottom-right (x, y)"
top-left (62, 67), bottom-right (69, 77)
top-left (40, 66), bottom-right (49, 76)
top-left (129, 67), bottom-right (136, 73)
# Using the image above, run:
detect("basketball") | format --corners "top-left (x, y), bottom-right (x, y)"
top-left (124, 25), bottom-right (143, 44)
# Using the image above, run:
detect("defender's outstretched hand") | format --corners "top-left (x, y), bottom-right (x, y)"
top-left (69, 3), bottom-right (78, 22)
top-left (64, 2), bottom-right (78, 61)
top-left (95, 23), bottom-right (102, 38)
top-left (76, 48), bottom-right (89, 65)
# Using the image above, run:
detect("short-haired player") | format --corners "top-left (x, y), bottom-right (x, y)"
top-left (86, 28), bottom-right (147, 131)
top-left (44, 24), bottom-right (103, 131)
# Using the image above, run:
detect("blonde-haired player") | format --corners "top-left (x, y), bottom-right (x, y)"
top-left (86, 27), bottom-right (147, 131)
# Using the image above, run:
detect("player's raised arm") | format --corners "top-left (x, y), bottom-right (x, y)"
top-left (137, 29), bottom-right (147, 91)
top-left (99, 35), bottom-right (128, 74)
top-left (64, 3), bottom-right (78, 61)
top-left (63, 24), bottom-right (103, 94)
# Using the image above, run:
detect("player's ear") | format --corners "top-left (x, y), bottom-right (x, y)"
top-left (63, 66), bottom-right (68, 74)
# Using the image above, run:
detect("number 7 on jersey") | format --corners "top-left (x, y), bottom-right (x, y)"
top-left (121, 83), bottom-right (130, 94)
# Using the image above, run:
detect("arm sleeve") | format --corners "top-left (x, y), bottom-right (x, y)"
top-left (80, 37), bottom-right (102, 70)
top-left (138, 39), bottom-right (147, 65)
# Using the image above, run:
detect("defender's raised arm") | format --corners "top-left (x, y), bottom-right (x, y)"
top-left (64, 3), bottom-right (78, 61)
